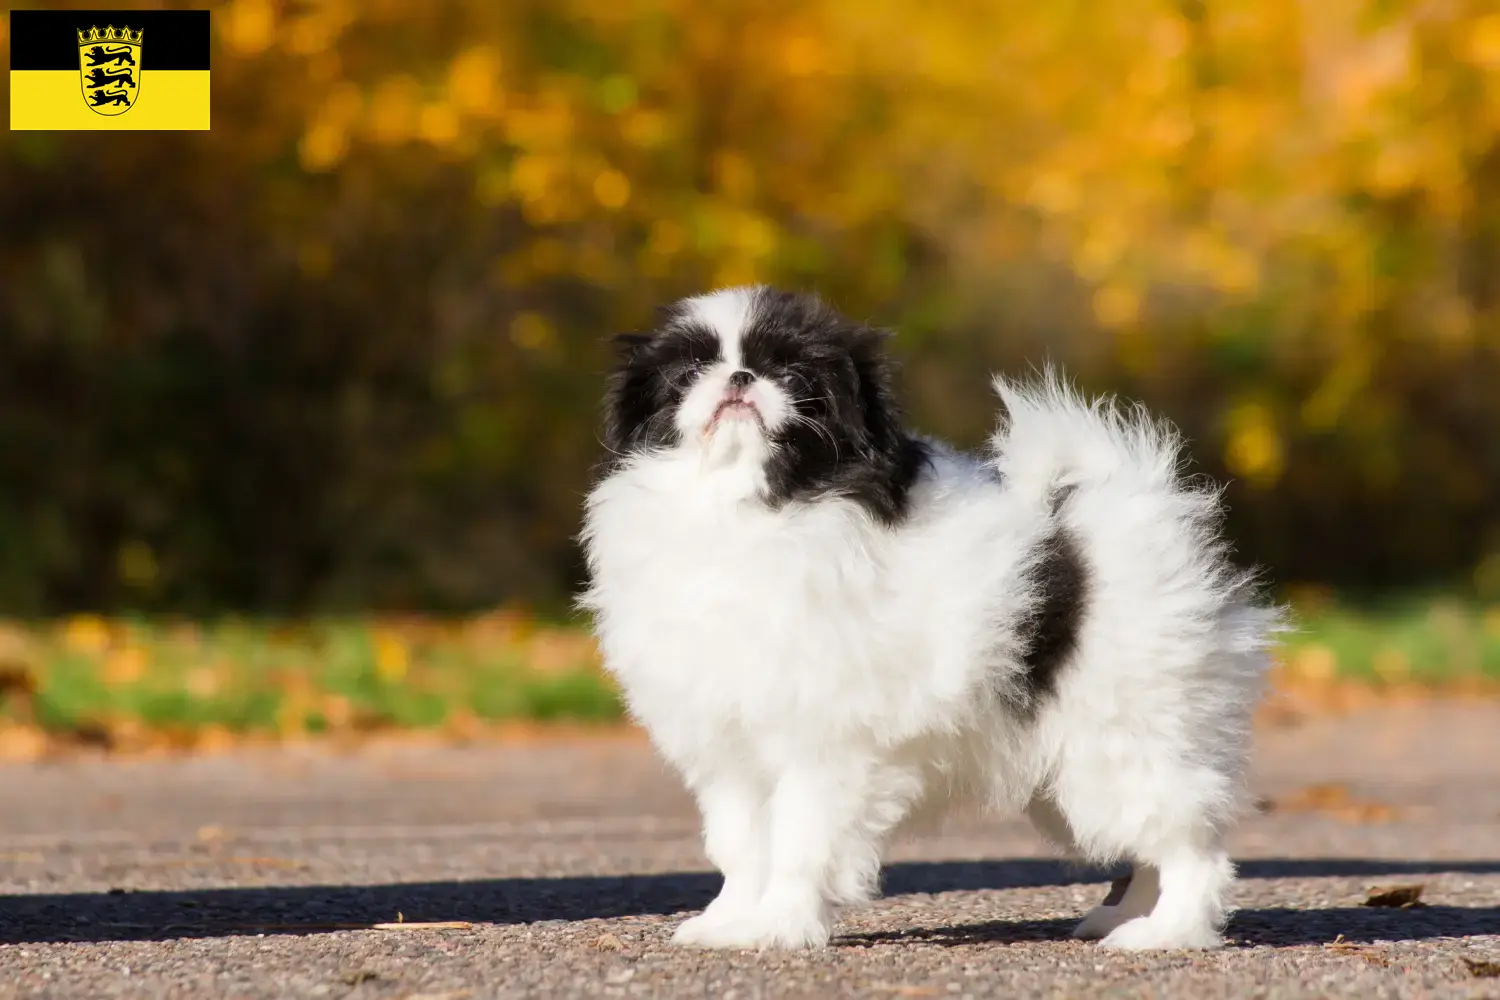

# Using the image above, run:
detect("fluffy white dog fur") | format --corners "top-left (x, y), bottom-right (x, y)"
top-left (580, 286), bottom-right (1283, 951)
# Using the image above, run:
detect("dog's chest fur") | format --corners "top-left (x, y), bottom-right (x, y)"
top-left (587, 461), bottom-right (891, 733)
top-left (582, 450), bottom-right (1042, 769)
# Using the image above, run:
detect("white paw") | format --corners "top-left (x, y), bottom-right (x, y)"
top-left (671, 905), bottom-right (831, 950)
top-left (744, 906), bottom-right (833, 949)
top-left (671, 911), bottom-right (742, 947)
top-left (1098, 917), bottom-right (1223, 951)
top-left (1070, 904), bottom-right (1128, 940)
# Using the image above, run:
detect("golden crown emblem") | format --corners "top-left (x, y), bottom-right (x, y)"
top-left (77, 25), bottom-right (143, 45)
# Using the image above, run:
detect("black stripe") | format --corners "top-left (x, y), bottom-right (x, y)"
top-left (9, 10), bottom-right (210, 71)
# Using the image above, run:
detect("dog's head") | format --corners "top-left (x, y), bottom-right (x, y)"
top-left (601, 286), bottom-right (926, 524)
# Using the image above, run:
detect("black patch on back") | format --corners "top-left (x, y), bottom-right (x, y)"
top-left (1012, 487), bottom-right (1088, 714)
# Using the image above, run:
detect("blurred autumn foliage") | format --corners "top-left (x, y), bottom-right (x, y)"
top-left (3, 0), bottom-right (1500, 613)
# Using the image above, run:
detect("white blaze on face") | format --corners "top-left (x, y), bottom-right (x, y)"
top-left (680, 286), bottom-right (754, 368)
top-left (671, 287), bottom-right (792, 466)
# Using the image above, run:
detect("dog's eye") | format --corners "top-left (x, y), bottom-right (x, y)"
top-left (669, 356), bottom-right (711, 379)
top-left (781, 366), bottom-right (814, 388)
top-left (661, 359), bottom-right (704, 386)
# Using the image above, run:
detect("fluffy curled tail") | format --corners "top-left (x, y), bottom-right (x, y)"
top-left (988, 368), bottom-right (1286, 648)
top-left (989, 367), bottom-right (1186, 504)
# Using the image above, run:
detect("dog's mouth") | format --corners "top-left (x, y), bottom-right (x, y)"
top-left (708, 396), bottom-right (763, 432)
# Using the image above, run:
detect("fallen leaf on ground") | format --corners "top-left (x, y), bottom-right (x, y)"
top-left (1362, 885), bottom-right (1427, 908)
top-left (1464, 958), bottom-right (1500, 978)
top-left (594, 932), bottom-right (626, 951)
top-left (1325, 934), bottom-right (1390, 964)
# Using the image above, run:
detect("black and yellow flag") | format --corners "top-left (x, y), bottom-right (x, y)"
top-left (9, 9), bottom-right (210, 130)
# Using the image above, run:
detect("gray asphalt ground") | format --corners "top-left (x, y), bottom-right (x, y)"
top-left (1, 702), bottom-right (1498, 999)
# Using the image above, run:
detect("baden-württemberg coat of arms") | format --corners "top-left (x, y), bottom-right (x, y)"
top-left (77, 24), bottom-right (143, 116)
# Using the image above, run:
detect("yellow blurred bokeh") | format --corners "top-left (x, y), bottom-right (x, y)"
top-left (3, 0), bottom-right (1499, 611)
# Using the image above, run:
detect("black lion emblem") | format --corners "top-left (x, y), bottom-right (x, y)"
top-left (88, 89), bottom-right (132, 108)
top-left (84, 68), bottom-right (135, 89)
top-left (85, 45), bottom-right (136, 68)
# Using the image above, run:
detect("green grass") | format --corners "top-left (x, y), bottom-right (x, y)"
top-left (0, 614), bottom-right (625, 745)
top-left (1279, 592), bottom-right (1500, 684)
top-left (1, 595), bottom-right (1496, 747)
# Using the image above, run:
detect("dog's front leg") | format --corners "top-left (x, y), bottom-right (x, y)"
top-left (670, 762), bottom-right (866, 949)
top-left (672, 757), bottom-right (907, 950)
top-left (673, 763), bottom-right (857, 949)
top-left (672, 772), bottom-right (771, 947)
top-left (742, 762), bottom-right (873, 949)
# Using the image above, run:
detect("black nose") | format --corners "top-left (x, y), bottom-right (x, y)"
top-left (727, 370), bottom-right (754, 389)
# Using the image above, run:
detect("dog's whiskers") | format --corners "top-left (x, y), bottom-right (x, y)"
top-left (784, 411), bottom-right (842, 461)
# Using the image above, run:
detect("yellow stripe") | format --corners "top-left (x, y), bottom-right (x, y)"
top-left (9, 70), bottom-right (210, 130)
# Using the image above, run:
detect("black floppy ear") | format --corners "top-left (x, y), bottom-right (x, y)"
top-left (610, 333), bottom-right (652, 361)
top-left (844, 324), bottom-right (896, 385)
top-left (845, 324), bottom-right (905, 442)
top-left (847, 324), bottom-right (892, 356)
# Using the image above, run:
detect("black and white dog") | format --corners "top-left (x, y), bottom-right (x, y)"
top-left (580, 287), bottom-right (1281, 950)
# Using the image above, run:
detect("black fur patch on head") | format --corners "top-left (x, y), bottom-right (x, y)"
top-left (741, 289), bottom-right (929, 525)
top-left (1012, 487), bottom-right (1089, 714)
top-left (598, 288), bottom-right (930, 527)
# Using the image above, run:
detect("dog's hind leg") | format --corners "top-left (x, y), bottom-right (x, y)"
top-left (1070, 863), bottom-right (1160, 939)
top-left (826, 760), bottom-right (928, 907)
top-left (1098, 842), bottom-right (1232, 950)
top-left (1026, 795), bottom-right (1161, 940)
